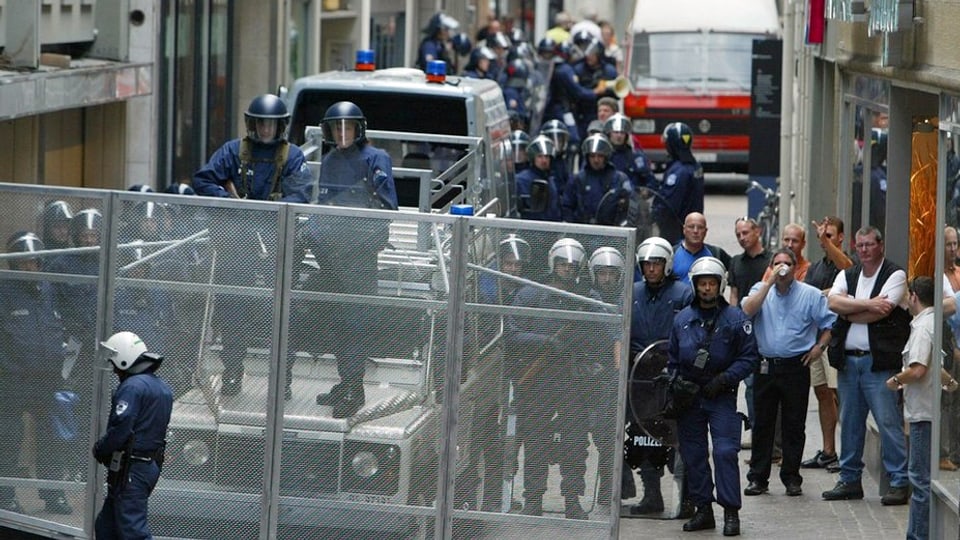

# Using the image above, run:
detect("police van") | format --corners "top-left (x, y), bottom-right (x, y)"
top-left (285, 63), bottom-right (517, 218)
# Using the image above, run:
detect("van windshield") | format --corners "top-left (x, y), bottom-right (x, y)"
top-left (630, 32), bottom-right (761, 89)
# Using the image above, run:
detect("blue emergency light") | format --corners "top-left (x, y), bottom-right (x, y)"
top-left (426, 60), bottom-right (446, 83)
top-left (355, 49), bottom-right (375, 71)
top-left (450, 204), bottom-right (473, 216)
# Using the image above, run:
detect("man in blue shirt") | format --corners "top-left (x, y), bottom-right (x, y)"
top-left (671, 213), bottom-right (731, 285)
top-left (740, 248), bottom-right (835, 498)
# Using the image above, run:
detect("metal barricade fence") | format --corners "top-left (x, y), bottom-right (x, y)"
top-left (0, 183), bottom-right (634, 540)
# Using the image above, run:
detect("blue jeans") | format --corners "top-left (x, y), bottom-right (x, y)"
top-left (836, 353), bottom-right (908, 487)
top-left (907, 421), bottom-right (931, 540)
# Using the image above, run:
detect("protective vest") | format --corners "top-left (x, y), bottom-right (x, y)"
top-left (238, 138), bottom-right (290, 200)
top-left (827, 259), bottom-right (911, 371)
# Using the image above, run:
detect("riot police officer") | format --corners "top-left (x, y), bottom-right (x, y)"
top-left (193, 94), bottom-right (311, 397)
top-left (0, 232), bottom-right (73, 514)
top-left (669, 257), bottom-right (756, 536)
top-left (604, 114), bottom-right (656, 190)
top-left (652, 122), bottom-right (704, 243)
top-left (509, 130), bottom-right (531, 173)
top-left (299, 101), bottom-right (398, 418)
top-left (507, 238), bottom-right (592, 519)
top-left (571, 38), bottom-right (617, 141)
top-left (416, 12), bottom-right (459, 74)
top-left (516, 135), bottom-right (562, 222)
top-left (586, 247), bottom-right (628, 509)
top-left (193, 94), bottom-right (312, 201)
top-left (39, 200), bottom-right (74, 250)
top-left (562, 133), bottom-right (633, 226)
top-left (461, 45), bottom-right (497, 79)
top-left (624, 237), bottom-right (693, 517)
top-left (539, 119), bottom-right (573, 194)
top-left (93, 331), bottom-right (173, 540)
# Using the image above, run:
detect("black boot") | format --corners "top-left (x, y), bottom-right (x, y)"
top-left (520, 495), bottom-right (543, 516)
top-left (632, 470), bottom-right (664, 514)
top-left (316, 381), bottom-right (347, 406)
top-left (332, 383), bottom-right (365, 418)
top-left (564, 495), bottom-right (587, 520)
top-left (722, 507), bottom-right (740, 536)
top-left (682, 504), bottom-right (715, 531)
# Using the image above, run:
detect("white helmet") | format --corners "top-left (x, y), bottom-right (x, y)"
top-left (636, 236), bottom-right (675, 276)
top-left (688, 256), bottom-right (727, 295)
top-left (101, 331), bottom-right (148, 372)
top-left (588, 247), bottom-right (625, 284)
top-left (498, 234), bottom-right (532, 263)
top-left (548, 238), bottom-right (586, 273)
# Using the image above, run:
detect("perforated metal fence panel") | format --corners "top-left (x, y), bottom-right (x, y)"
top-left (0, 184), bottom-right (633, 539)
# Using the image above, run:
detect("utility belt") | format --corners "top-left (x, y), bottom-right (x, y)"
top-left (130, 446), bottom-right (166, 467)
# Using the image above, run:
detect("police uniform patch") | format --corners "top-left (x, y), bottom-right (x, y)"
top-left (115, 400), bottom-right (129, 416)
top-left (665, 173), bottom-right (677, 186)
top-left (742, 321), bottom-right (752, 335)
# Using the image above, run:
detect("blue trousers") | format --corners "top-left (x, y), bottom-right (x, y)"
top-left (95, 460), bottom-right (160, 540)
top-left (906, 421), bottom-right (931, 540)
top-left (836, 354), bottom-right (908, 487)
top-left (677, 392), bottom-right (742, 509)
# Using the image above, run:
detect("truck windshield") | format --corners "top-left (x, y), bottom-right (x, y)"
top-left (630, 32), bottom-right (760, 89)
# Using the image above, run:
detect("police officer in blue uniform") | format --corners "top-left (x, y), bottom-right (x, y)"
top-left (93, 331), bottom-right (173, 540)
top-left (193, 94), bottom-right (312, 201)
top-left (516, 135), bottom-right (562, 222)
top-left (571, 38), bottom-right (617, 141)
top-left (298, 101), bottom-right (398, 418)
top-left (461, 45), bottom-right (497, 79)
top-left (652, 122), bottom-right (704, 244)
top-left (585, 247), bottom-right (629, 510)
top-left (193, 94), bottom-right (312, 397)
top-left (562, 133), bottom-right (633, 226)
top-left (0, 232), bottom-right (74, 515)
top-left (509, 130), bottom-right (531, 173)
top-left (605, 114), bottom-right (656, 190)
top-left (538, 38), bottom-right (608, 153)
top-left (669, 257), bottom-right (756, 536)
top-left (507, 238), bottom-right (592, 519)
top-left (416, 12), bottom-right (459, 74)
top-left (539, 119), bottom-right (573, 196)
top-left (625, 237), bottom-right (693, 517)
top-left (49, 208), bottom-right (104, 386)
top-left (501, 58), bottom-right (530, 127)
top-left (39, 200), bottom-right (74, 250)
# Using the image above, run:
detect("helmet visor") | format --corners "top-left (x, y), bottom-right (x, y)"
top-left (254, 118), bottom-right (278, 142)
top-left (330, 119), bottom-right (358, 148)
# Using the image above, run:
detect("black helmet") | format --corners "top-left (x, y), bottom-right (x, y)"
top-left (504, 58), bottom-right (529, 88)
top-left (42, 200), bottom-right (74, 227)
top-left (164, 183), bottom-right (196, 195)
top-left (537, 37), bottom-right (560, 59)
top-left (6, 231), bottom-right (44, 269)
top-left (465, 46), bottom-right (497, 72)
top-left (662, 122), bottom-right (695, 162)
top-left (540, 119), bottom-right (569, 152)
top-left (581, 133), bottom-right (613, 158)
top-left (321, 101), bottom-right (367, 147)
top-left (487, 32), bottom-right (511, 51)
top-left (451, 32), bottom-right (473, 56)
top-left (424, 12), bottom-right (459, 36)
top-left (244, 94), bottom-right (290, 143)
top-left (72, 208), bottom-right (103, 245)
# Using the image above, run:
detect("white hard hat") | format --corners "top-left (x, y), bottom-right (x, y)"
top-left (101, 331), bottom-right (148, 372)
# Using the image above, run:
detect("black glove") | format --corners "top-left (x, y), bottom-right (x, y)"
top-left (701, 375), bottom-right (727, 399)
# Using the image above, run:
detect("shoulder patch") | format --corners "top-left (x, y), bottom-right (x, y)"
top-left (115, 400), bottom-right (129, 416)
top-left (742, 320), bottom-right (752, 335)
top-left (665, 174), bottom-right (677, 186)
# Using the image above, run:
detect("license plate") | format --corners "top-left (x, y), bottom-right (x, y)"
top-left (632, 119), bottom-right (656, 134)
top-left (693, 152), bottom-right (717, 162)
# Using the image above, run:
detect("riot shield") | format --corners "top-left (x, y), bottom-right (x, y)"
top-left (527, 59), bottom-right (554, 136)
top-left (622, 339), bottom-right (688, 520)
